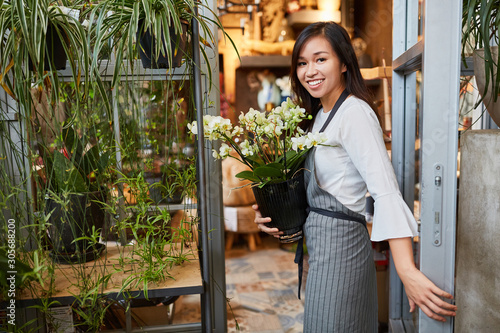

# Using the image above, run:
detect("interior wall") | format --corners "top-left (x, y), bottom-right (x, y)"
top-left (353, 0), bottom-right (393, 127)
top-left (353, 0), bottom-right (393, 69)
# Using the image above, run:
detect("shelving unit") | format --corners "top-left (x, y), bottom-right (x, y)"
top-left (360, 66), bottom-right (392, 80)
top-left (18, 243), bottom-right (203, 306)
top-left (0, 3), bottom-right (226, 332)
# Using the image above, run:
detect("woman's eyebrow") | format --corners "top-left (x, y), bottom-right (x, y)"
top-left (313, 51), bottom-right (329, 56)
top-left (298, 51), bottom-right (329, 59)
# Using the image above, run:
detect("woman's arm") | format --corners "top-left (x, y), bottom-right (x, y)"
top-left (388, 237), bottom-right (457, 322)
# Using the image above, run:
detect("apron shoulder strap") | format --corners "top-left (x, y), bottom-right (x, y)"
top-left (318, 89), bottom-right (350, 133)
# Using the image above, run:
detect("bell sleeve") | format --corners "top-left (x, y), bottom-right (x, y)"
top-left (370, 193), bottom-right (418, 241)
top-left (339, 101), bottom-right (418, 241)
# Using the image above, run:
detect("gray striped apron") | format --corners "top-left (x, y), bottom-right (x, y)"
top-left (301, 150), bottom-right (378, 332)
top-left (296, 90), bottom-right (378, 332)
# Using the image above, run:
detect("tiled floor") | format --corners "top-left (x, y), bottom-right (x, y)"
top-left (172, 233), bottom-right (304, 332)
top-left (225, 235), bottom-right (304, 332)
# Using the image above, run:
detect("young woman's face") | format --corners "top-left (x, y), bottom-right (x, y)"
top-left (296, 36), bottom-right (347, 111)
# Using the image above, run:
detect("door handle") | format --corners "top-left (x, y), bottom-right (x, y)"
top-left (433, 163), bottom-right (443, 247)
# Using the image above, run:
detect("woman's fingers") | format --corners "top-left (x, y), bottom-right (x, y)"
top-left (419, 303), bottom-right (447, 322)
top-left (424, 294), bottom-right (456, 319)
top-left (426, 286), bottom-right (457, 313)
top-left (432, 286), bottom-right (454, 300)
top-left (259, 224), bottom-right (282, 236)
top-left (403, 269), bottom-right (456, 322)
top-left (410, 286), bottom-right (457, 322)
top-left (252, 204), bottom-right (282, 236)
top-left (409, 299), bottom-right (416, 313)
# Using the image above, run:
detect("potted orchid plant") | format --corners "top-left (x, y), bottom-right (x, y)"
top-left (188, 98), bottom-right (327, 243)
top-left (188, 98), bottom-right (326, 187)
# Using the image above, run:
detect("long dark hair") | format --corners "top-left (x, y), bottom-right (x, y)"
top-left (290, 22), bottom-right (377, 129)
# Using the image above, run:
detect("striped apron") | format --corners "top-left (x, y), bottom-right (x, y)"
top-left (301, 149), bottom-right (378, 332)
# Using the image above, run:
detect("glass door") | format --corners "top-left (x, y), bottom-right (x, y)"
top-left (390, 1), bottom-right (462, 332)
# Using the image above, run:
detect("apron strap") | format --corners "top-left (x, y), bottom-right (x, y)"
top-left (294, 237), bottom-right (304, 299)
top-left (307, 207), bottom-right (366, 226)
top-left (318, 89), bottom-right (350, 133)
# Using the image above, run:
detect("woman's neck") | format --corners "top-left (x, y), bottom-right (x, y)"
top-left (320, 86), bottom-right (347, 113)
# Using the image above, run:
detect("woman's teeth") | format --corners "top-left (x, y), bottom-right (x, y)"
top-left (309, 79), bottom-right (323, 86)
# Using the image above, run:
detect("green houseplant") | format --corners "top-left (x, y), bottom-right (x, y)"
top-left (0, 0), bottom-right (113, 150)
top-left (41, 125), bottom-right (112, 264)
top-left (0, 0), bottom-right (91, 99)
top-left (88, 0), bottom-right (233, 86)
top-left (462, 0), bottom-right (500, 126)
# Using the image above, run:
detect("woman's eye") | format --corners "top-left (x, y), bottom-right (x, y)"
top-left (317, 58), bottom-right (326, 63)
top-left (297, 61), bottom-right (306, 67)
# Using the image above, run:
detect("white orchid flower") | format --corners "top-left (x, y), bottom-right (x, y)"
top-left (305, 132), bottom-right (328, 148)
top-left (188, 121), bottom-right (198, 135)
top-left (291, 136), bottom-right (306, 151)
top-left (219, 143), bottom-right (231, 159)
top-left (240, 140), bottom-right (254, 157)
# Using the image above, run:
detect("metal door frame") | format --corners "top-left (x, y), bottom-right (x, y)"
top-left (390, 1), bottom-right (462, 332)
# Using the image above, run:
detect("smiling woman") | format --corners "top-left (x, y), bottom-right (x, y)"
top-left (254, 21), bottom-right (457, 332)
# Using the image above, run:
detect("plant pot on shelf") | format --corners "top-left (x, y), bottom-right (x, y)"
top-left (28, 23), bottom-right (68, 71)
top-left (473, 46), bottom-right (500, 127)
top-left (145, 172), bottom-right (164, 204)
top-left (166, 189), bottom-right (184, 204)
top-left (136, 20), bottom-right (188, 69)
top-left (46, 190), bottom-right (107, 264)
top-left (251, 171), bottom-right (307, 243)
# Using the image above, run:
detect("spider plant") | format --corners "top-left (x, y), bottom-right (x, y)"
top-left (0, 0), bottom-right (112, 121)
top-left (462, 0), bottom-right (500, 107)
top-left (87, 0), bottom-right (236, 87)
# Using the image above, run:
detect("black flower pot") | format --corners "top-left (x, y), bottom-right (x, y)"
top-left (28, 23), bottom-right (68, 71)
top-left (145, 172), bottom-right (163, 204)
top-left (136, 20), bottom-right (188, 69)
top-left (252, 171), bottom-right (307, 243)
top-left (46, 190), bottom-right (106, 264)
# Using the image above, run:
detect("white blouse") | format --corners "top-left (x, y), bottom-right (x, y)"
top-left (310, 96), bottom-right (418, 241)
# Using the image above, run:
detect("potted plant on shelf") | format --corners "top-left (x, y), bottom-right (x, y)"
top-left (88, 0), bottom-right (233, 84)
top-left (462, 0), bottom-right (500, 126)
top-left (41, 125), bottom-right (112, 264)
top-left (0, 0), bottom-right (113, 137)
top-left (188, 98), bottom-right (327, 243)
top-left (0, 0), bottom-right (91, 89)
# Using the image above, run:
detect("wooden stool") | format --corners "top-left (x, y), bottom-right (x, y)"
top-left (222, 153), bottom-right (261, 251)
top-left (224, 205), bottom-right (261, 251)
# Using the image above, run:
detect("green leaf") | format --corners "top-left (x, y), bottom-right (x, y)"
top-left (53, 151), bottom-right (88, 193)
top-left (253, 166), bottom-right (284, 179)
top-left (277, 150), bottom-right (298, 163)
top-left (243, 155), bottom-right (264, 168)
top-left (235, 171), bottom-right (261, 183)
top-left (81, 145), bottom-right (100, 176)
top-left (264, 162), bottom-right (284, 171)
top-left (62, 125), bottom-right (85, 164)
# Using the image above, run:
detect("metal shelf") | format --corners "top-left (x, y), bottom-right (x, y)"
top-left (239, 55), bottom-right (291, 68)
top-left (17, 243), bottom-right (203, 307)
